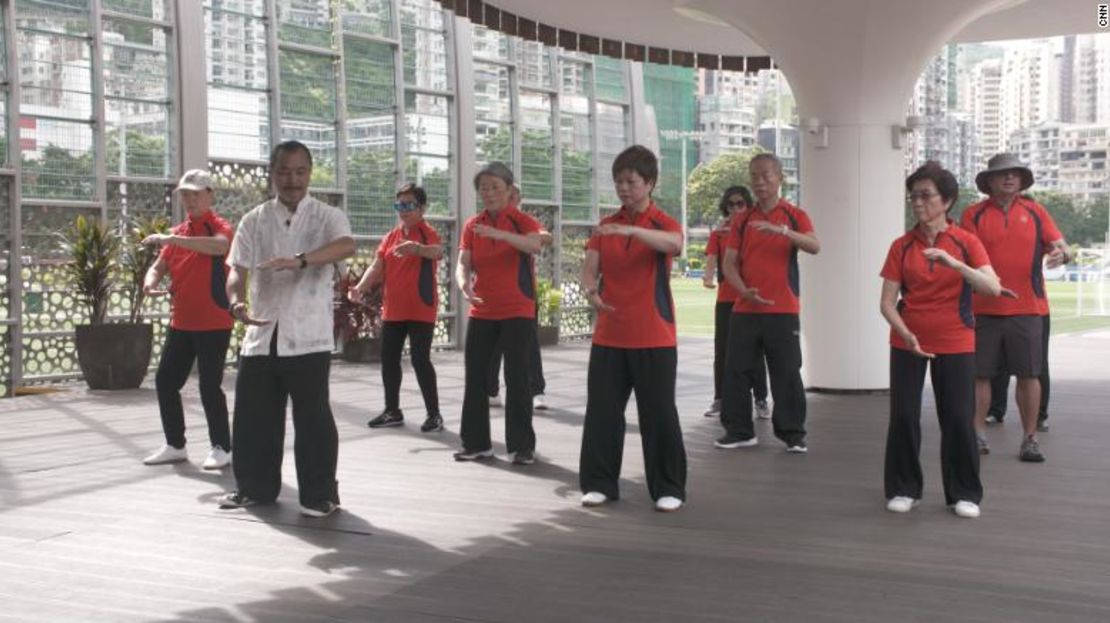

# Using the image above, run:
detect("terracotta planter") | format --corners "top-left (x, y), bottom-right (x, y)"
top-left (341, 337), bottom-right (381, 363)
top-left (537, 325), bottom-right (559, 347)
top-left (75, 323), bottom-right (154, 390)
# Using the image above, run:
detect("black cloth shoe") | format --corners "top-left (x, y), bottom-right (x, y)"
top-left (300, 500), bottom-right (340, 518)
top-left (714, 433), bottom-right (758, 449)
top-left (512, 449), bottom-right (535, 465)
top-left (420, 413), bottom-right (444, 433)
top-left (218, 491), bottom-right (259, 509)
top-left (453, 448), bottom-right (494, 461)
top-left (368, 409), bottom-right (404, 428)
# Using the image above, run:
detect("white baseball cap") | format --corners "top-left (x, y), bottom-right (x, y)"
top-left (174, 169), bottom-right (215, 192)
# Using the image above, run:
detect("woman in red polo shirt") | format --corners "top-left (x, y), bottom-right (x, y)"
top-left (702, 185), bottom-right (769, 419)
top-left (453, 162), bottom-right (543, 464)
top-left (578, 145), bottom-right (687, 512)
top-left (879, 162), bottom-right (1002, 519)
top-left (140, 169), bottom-right (235, 470)
top-left (350, 183), bottom-right (444, 434)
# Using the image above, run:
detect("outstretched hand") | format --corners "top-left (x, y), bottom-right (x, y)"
top-left (739, 287), bottom-right (774, 306)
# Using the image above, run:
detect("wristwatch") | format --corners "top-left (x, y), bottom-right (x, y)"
top-left (295, 252), bottom-right (308, 269)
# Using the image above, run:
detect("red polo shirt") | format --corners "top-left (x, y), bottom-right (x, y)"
top-left (880, 223), bottom-right (991, 354)
top-left (726, 199), bottom-right (814, 315)
top-left (706, 218), bottom-right (739, 303)
top-left (379, 220), bottom-right (440, 323)
top-left (160, 210), bottom-right (234, 331)
top-left (586, 202), bottom-right (681, 349)
top-left (960, 196), bottom-right (1062, 316)
top-left (460, 205), bottom-right (542, 320)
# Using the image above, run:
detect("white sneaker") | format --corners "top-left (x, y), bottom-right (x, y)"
top-left (143, 444), bottom-right (188, 465)
top-left (202, 446), bottom-right (231, 470)
top-left (533, 394), bottom-right (548, 410)
top-left (953, 501), bottom-right (980, 519)
top-left (885, 496), bottom-right (919, 513)
top-left (654, 496), bottom-right (684, 512)
top-left (581, 491), bottom-right (608, 507)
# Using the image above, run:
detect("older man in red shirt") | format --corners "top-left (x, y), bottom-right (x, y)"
top-left (961, 153), bottom-right (1071, 462)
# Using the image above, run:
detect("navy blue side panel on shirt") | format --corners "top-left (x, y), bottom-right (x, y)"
top-left (1028, 207), bottom-right (1046, 299)
top-left (507, 214), bottom-right (535, 300)
top-left (416, 228), bottom-right (435, 306)
top-left (203, 222), bottom-right (230, 310)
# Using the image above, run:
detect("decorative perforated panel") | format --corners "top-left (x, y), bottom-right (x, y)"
top-left (208, 160), bottom-right (269, 227)
top-left (559, 224), bottom-right (594, 338)
top-left (521, 204), bottom-right (556, 282)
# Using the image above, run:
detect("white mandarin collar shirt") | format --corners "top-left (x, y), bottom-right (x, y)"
top-left (228, 195), bottom-right (352, 357)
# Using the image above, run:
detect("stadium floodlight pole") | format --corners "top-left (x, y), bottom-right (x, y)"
top-left (660, 129), bottom-right (705, 259)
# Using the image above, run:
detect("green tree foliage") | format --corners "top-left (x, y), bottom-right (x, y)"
top-left (1028, 191), bottom-right (1110, 247)
top-left (106, 129), bottom-right (166, 178)
top-left (686, 149), bottom-right (761, 227)
top-left (22, 145), bottom-right (95, 199)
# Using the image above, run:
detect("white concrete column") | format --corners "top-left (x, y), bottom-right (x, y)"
top-left (677, 0), bottom-right (1014, 390)
top-left (798, 124), bottom-right (904, 390)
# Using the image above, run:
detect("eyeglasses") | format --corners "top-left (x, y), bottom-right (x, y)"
top-left (392, 201), bottom-right (418, 212)
top-left (726, 199), bottom-right (747, 207)
top-left (907, 191), bottom-right (940, 202)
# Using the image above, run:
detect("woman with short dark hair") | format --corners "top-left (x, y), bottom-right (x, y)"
top-left (879, 161), bottom-right (1002, 519)
top-left (579, 145), bottom-right (687, 512)
top-left (702, 185), bottom-right (769, 419)
top-left (453, 162), bottom-right (544, 464)
top-left (351, 183), bottom-right (444, 434)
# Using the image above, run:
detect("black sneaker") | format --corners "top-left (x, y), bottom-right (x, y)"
top-left (512, 449), bottom-right (535, 465)
top-left (218, 491), bottom-right (258, 509)
top-left (1036, 415), bottom-right (1049, 432)
top-left (299, 500), bottom-right (340, 518)
top-left (1019, 435), bottom-right (1046, 463)
top-left (368, 409), bottom-right (404, 428)
top-left (985, 412), bottom-right (1004, 425)
top-left (420, 413), bottom-right (444, 433)
top-left (714, 433), bottom-right (759, 449)
top-left (785, 440), bottom-right (808, 454)
top-left (453, 448), bottom-right (494, 461)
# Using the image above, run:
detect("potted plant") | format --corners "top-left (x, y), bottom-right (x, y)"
top-left (334, 268), bottom-right (383, 362)
top-left (535, 278), bottom-right (563, 346)
top-left (60, 214), bottom-right (167, 390)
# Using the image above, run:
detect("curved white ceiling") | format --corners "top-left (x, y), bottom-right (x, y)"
top-left (479, 0), bottom-right (1104, 57)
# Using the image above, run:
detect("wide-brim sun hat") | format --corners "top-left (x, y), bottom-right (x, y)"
top-left (975, 153), bottom-right (1033, 195)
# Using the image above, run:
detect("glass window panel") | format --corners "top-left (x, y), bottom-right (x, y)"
top-left (0, 98), bottom-right (7, 167)
top-left (474, 61), bottom-right (512, 167)
top-left (20, 119), bottom-right (95, 200)
top-left (344, 36), bottom-right (395, 115)
top-left (594, 56), bottom-right (626, 102)
top-left (279, 50), bottom-right (336, 121)
top-left (401, 1), bottom-right (449, 91)
top-left (405, 92), bottom-right (451, 216)
top-left (16, 0), bottom-right (91, 36)
top-left (205, 8), bottom-right (269, 90)
top-left (107, 180), bottom-right (172, 224)
top-left (348, 142), bottom-right (396, 236)
top-left (516, 41), bottom-right (552, 90)
top-left (277, 0), bottom-right (333, 48)
top-left (404, 156), bottom-right (450, 216)
top-left (520, 90), bottom-right (554, 201)
top-left (341, 0), bottom-right (393, 39)
top-left (207, 88), bottom-right (270, 160)
top-left (596, 102), bottom-right (626, 206)
top-left (472, 25), bottom-right (511, 61)
top-left (106, 101), bottom-right (170, 178)
top-left (103, 20), bottom-right (170, 102)
top-left (21, 204), bottom-right (99, 259)
top-left (18, 32), bottom-right (94, 121)
top-left (560, 62), bottom-right (592, 220)
top-left (203, 0), bottom-right (266, 17)
top-left (103, 0), bottom-right (170, 21)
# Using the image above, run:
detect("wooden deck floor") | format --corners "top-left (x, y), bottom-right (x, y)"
top-left (2, 331), bottom-right (1110, 622)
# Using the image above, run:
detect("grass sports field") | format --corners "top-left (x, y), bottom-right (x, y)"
top-left (672, 278), bottom-right (1110, 338)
